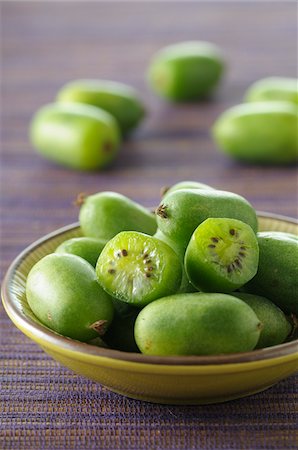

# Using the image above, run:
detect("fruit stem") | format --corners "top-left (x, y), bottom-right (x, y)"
top-left (89, 320), bottom-right (108, 336)
top-left (73, 192), bottom-right (87, 207)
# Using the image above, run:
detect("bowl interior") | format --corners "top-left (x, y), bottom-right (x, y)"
top-left (2, 213), bottom-right (298, 366)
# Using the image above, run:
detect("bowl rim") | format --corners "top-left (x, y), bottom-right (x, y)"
top-left (2, 211), bottom-right (298, 366)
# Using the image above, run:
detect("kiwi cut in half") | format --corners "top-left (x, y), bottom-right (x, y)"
top-left (96, 231), bottom-right (182, 306)
top-left (185, 218), bottom-right (259, 292)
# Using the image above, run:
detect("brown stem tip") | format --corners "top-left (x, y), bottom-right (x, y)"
top-left (73, 192), bottom-right (87, 207)
top-left (89, 320), bottom-right (108, 336)
top-left (155, 204), bottom-right (168, 219)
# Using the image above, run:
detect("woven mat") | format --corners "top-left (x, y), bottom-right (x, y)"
top-left (1, 307), bottom-right (297, 450)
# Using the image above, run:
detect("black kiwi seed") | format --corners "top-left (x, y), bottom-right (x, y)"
top-left (208, 244), bottom-right (216, 248)
top-left (239, 252), bottom-right (246, 258)
top-left (229, 229), bottom-right (236, 236)
top-left (121, 249), bottom-right (128, 256)
top-left (108, 269), bottom-right (116, 274)
top-left (211, 237), bottom-right (219, 243)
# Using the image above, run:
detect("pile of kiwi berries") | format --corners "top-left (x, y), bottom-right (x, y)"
top-left (25, 181), bottom-right (298, 356)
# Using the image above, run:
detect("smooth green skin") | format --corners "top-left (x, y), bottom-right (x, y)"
top-left (212, 101), bottom-right (298, 164)
top-left (80, 191), bottom-right (157, 240)
top-left (147, 41), bottom-right (225, 101)
top-left (185, 218), bottom-right (259, 293)
top-left (134, 293), bottom-right (261, 356)
top-left (161, 180), bottom-right (215, 199)
top-left (96, 231), bottom-right (182, 307)
top-left (231, 293), bottom-right (292, 349)
top-left (245, 77), bottom-right (298, 105)
top-left (25, 254), bottom-right (114, 342)
top-left (243, 231), bottom-right (298, 314)
top-left (57, 79), bottom-right (145, 135)
top-left (30, 103), bottom-right (120, 170)
top-left (156, 188), bottom-right (258, 252)
top-left (55, 237), bottom-right (107, 267)
top-left (154, 229), bottom-right (196, 293)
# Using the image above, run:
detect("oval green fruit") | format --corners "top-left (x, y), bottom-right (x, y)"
top-left (231, 293), bottom-right (292, 349)
top-left (185, 218), bottom-right (259, 293)
top-left (55, 237), bottom-right (107, 267)
top-left (25, 254), bottom-right (114, 341)
top-left (147, 41), bottom-right (225, 101)
top-left (155, 188), bottom-right (258, 251)
top-left (96, 231), bottom-right (182, 307)
top-left (212, 101), bottom-right (298, 164)
top-left (79, 191), bottom-right (157, 240)
top-left (134, 293), bottom-right (262, 356)
top-left (161, 180), bottom-right (215, 199)
top-left (30, 102), bottom-right (120, 170)
top-left (245, 77), bottom-right (298, 105)
top-left (243, 231), bottom-right (298, 314)
top-left (57, 79), bottom-right (145, 135)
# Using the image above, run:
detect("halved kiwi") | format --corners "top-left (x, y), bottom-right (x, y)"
top-left (96, 231), bottom-right (182, 306)
top-left (185, 218), bottom-right (259, 292)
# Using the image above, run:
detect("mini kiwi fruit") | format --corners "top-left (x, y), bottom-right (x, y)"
top-left (55, 237), bottom-right (107, 267)
top-left (231, 293), bottom-right (292, 348)
top-left (96, 231), bottom-right (182, 306)
top-left (185, 218), bottom-right (259, 292)
top-left (160, 180), bottom-right (215, 198)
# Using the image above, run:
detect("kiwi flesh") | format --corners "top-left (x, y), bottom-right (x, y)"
top-left (96, 231), bottom-right (182, 306)
top-left (185, 218), bottom-right (259, 292)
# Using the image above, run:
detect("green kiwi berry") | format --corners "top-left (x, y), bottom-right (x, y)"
top-left (147, 41), bottom-right (225, 101)
top-left (55, 237), bottom-right (107, 267)
top-left (185, 218), bottom-right (259, 292)
top-left (134, 292), bottom-right (262, 356)
top-left (244, 77), bottom-right (298, 105)
top-left (26, 254), bottom-right (114, 342)
top-left (212, 101), bottom-right (298, 164)
top-left (79, 191), bottom-right (157, 240)
top-left (96, 231), bottom-right (182, 307)
top-left (161, 180), bottom-right (215, 198)
top-left (57, 79), bottom-right (145, 135)
top-left (155, 188), bottom-right (258, 252)
top-left (231, 293), bottom-right (292, 348)
top-left (243, 231), bottom-right (298, 314)
top-left (30, 103), bottom-right (120, 170)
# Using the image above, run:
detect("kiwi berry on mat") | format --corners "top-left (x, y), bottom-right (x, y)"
top-left (30, 103), bottom-right (120, 170)
top-left (57, 79), bottom-right (146, 136)
top-left (244, 77), bottom-right (298, 105)
top-left (96, 231), bottom-right (182, 307)
top-left (147, 41), bottom-right (225, 101)
top-left (185, 218), bottom-right (259, 293)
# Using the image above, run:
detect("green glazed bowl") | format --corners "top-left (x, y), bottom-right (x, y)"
top-left (2, 212), bottom-right (298, 405)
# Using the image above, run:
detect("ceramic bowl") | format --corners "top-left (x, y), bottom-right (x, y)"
top-left (2, 212), bottom-right (298, 405)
